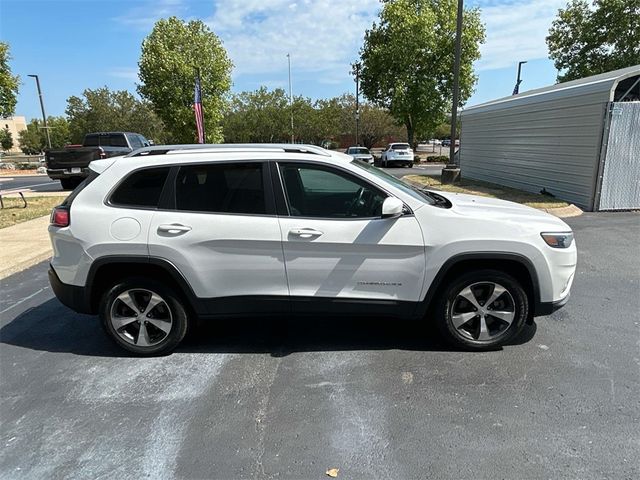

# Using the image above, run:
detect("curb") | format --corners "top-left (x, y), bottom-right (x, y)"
top-left (542, 204), bottom-right (583, 218)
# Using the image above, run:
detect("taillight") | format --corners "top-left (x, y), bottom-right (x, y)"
top-left (51, 206), bottom-right (70, 227)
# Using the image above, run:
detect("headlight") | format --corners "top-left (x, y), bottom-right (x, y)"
top-left (541, 232), bottom-right (574, 248)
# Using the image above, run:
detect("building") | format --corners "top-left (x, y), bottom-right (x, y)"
top-left (459, 66), bottom-right (640, 211)
top-left (1, 116), bottom-right (28, 154)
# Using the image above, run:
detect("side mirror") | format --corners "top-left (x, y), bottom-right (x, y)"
top-left (381, 197), bottom-right (403, 219)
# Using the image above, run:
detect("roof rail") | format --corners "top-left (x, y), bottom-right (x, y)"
top-left (126, 143), bottom-right (331, 157)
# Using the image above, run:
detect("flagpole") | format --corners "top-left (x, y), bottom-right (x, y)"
top-left (197, 67), bottom-right (206, 143)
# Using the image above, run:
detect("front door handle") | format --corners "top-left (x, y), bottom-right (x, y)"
top-left (289, 227), bottom-right (323, 239)
top-left (158, 223), bottom-right (192, 234)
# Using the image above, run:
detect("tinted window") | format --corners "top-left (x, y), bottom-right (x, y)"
top-left (110, 167), bottom-right (169, 208)
top-left (84, 134), bottom-right (128, 147)
top-left (391, 144), bottom-right (410, 150)
top-left (279, 164), bottom-right (385, 218)
top-left (128, 134), bottom-right (144, 149)
top-left (175, 163), bottom-right (266, 215)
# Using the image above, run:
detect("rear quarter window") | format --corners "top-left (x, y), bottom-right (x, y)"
top-left (109, 167), bottom-right (170, 208)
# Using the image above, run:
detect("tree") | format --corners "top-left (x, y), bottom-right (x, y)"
top-left (547, 0), bottom-right (640, 82)
top-left (359, 0), bottom-right (485, 146)
top-left (0, 127), bottom-right (13, 151)
top-left (223, 87), bottom-right (290, 143)
top-left (18, 120), bottom-right (45, 154)
top-left (138, 17), bottom-right (233, 143)
top-left (0, 42), bottom-right (19, 118)
top-left (17, 117), bottom-right (72, 154)
top-left (65, 87), bottom-right (168, 144)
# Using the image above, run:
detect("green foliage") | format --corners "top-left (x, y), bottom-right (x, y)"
top-left (65, 87), bottom-right (168, 144)
top-left (223, 87), bottom-right (290, 143)
top-left (138, 17), bottom-right (233, 143)
top-left (547, 0), bottom-right (640, 82)
top-left (359, 0), bottom-right (485, 146)
top-left (221, 87), bottom-right (403, 148)
top-left (0, 42), bottom-right (20, 118)
top-left (0, 127), bottom-right (13, 151)
top-left (18, 117), bottom-right (71, 154)
top-left (18, 120), bottom-right (45, 154)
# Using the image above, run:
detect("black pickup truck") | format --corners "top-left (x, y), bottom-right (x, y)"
top-left (45, 132), bottom-right (151, 189)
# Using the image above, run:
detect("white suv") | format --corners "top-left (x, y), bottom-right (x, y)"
top-left (48, 144), bottom-right (576, 355)
top-left (379, 143), bottom-right (414, 167)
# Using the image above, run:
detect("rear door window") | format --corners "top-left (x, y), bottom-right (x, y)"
top-left (175, 163), bottom-right (267, 215)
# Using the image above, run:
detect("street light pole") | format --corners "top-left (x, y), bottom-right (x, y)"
top-left (287, 53), bottom-right (294, 143)
top-left (28, 74), bottom-right (51, 149)
top-left (354, 62), bottom-right (361, 146)
top-left (512, 61), bottom-right (527, 95)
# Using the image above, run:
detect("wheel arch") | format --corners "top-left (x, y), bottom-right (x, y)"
top-left (418, 252), bottom-right (541, 319)
top-left (86, 256), bottom-right (201, 316)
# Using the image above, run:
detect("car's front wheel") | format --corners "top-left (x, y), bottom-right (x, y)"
top-left (99, 278), bottom-right (189, 356)
top-left (436, 270), bottom-right (528, 350)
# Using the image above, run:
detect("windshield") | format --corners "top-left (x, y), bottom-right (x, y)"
top-left (351, 159), bottom-right (435, 205)
top-left (391, 144), bottom-right (410, 150)
top-left (350, 148), bottom-right (370, 154)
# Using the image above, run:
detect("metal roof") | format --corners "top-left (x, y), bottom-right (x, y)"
top-left (463, 65), bottom-right (640, 115)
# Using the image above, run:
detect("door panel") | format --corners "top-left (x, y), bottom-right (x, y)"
top-left (278, 216), bottom-right (425, 301)
top-left (148, 161), bottom-right (287, 300)
top-left (149, 212), bottom-right (287, 299)
top-left (275, 162), bottom-right (426, 302)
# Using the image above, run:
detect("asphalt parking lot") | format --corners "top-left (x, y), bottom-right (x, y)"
top-left (1, 212), bottom-right (639, 479)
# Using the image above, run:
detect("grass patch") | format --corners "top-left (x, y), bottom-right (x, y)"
top-left (403, 175), bottom-right (569, 209)
top-left (0, 195), bottom-right (67, 229)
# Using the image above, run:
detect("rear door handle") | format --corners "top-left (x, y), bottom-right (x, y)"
top-left (158, 223), bottom-right (192, 234)
top-left (289, 227), bottom-right (323, 238)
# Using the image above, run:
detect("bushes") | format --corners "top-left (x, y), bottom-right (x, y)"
top-left (425, 155), bottom-right (449, 163)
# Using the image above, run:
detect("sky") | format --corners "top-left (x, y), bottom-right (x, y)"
top-left (0, 0), bottom-right (566, 121)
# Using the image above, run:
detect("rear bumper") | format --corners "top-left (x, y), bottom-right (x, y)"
top-left (534, 293), bottom-right (570, 316)
top-left (47, 168), bottom-right (88, 180)
top-left (48, 265), bottom-right (92, 314)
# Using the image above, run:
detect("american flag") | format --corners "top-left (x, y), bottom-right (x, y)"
top-left (194, 74), bottom-right (205, 143)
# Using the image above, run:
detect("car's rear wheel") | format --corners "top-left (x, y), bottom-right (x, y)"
top-left (99, 278), bottom-right (189, 356)
top-left (408, 162), bottom-right (414, 168)
top-left (436, 269), bottom-right (528, 350)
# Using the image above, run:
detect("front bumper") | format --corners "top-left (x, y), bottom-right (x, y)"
top-left (535, 293), bottom-right (570, 316)
top-left (48, 265), bottom-right (93, 314)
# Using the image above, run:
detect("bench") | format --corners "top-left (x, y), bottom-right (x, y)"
top-left (0, 189), bottom-right (28, 209)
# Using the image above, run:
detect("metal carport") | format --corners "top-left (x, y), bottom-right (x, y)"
top-left (459, 65), bottom-right (640, 211)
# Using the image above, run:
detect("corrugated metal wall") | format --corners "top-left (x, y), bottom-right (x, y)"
top-left (597, 102), bottom-right (640, 210)
top-left (460, 91), bottom-right (607, 209)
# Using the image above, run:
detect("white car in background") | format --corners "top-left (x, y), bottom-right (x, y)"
top-left (379, 143), bottom-right (414, 167)
top-left (346, 146), bottom-right (374, 164)
top-left (48, 143), bottom-right (576, 355)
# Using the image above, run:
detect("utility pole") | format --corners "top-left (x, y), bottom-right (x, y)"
top-left (354, 62), bottom-right (361, 146)
top-left (287, 53), bottom-right (294, 143)
top-left (449, 0), bottom-right (463, 167)
top-left (28, 74), bottom-right (51, 149)
top-left (442, 0), bottom-right (463, 183)
top-left (512, 61), bottom-right (527, 95)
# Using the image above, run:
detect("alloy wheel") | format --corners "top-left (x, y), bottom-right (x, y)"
top-left (109, 289), bottom-right (173, 347)
top-left (450, 281), bottom-right (516, 342)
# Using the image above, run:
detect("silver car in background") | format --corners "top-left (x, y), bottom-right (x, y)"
top-left (346, 146), bottom-right (374, 164)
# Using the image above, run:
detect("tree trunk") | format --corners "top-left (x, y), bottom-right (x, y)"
top-left (406, 124), bottom-right (414, 147)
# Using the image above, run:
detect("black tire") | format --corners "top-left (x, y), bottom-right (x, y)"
top-left (60, 178), bottom-right (80, 190)
top-left (435, 269), bottom-right (528, 350)
top-left (99, 277), bottom-right (189, 356)
top-left (408, 162), bottom-right (414, 168)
